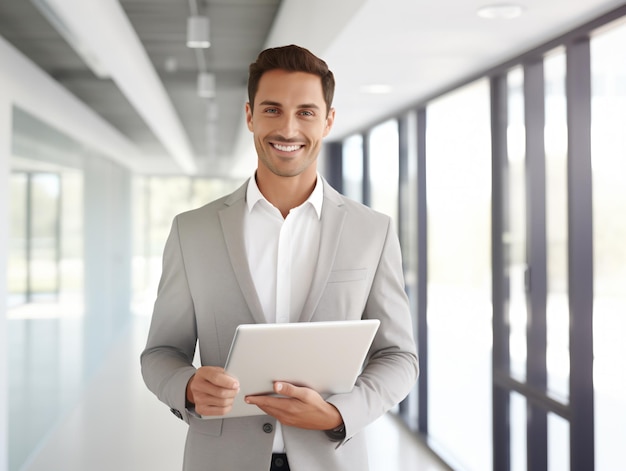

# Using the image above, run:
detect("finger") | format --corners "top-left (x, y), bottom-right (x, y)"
top-left (245, 394), bottom-right (287, 407)
top-left (198, 367), bottom-right (240, 390)
top-left (188, 372), bottom-right (240, 413)
top-left (194, 387), bottom-right (239, 416)
top-left (195, 385), bottom-right (239, 403)
top-left (208, 380), bottom-right (240, 398)
top-left (245, 395), bottom-right (295, 419)
top-left (274, 382), bottom-right (308, 400)
top-left (195, 401), bottom-right (235, 417)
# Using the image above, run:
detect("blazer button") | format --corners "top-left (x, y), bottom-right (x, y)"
top-left (170, 408), bottom-right (183, 420)
top-left (263, 423), bottom-right (273, 433)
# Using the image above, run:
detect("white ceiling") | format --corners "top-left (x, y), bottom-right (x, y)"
top-left (2, 0), bottom-right (625, 178)
top-left (231, 0), bottom-right (626, 176)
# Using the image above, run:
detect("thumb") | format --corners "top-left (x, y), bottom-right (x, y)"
top-left (274, 382), bottom-right (300, 398)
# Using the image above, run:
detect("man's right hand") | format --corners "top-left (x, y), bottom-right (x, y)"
top-left (186, 366), bottom-right (240, 416)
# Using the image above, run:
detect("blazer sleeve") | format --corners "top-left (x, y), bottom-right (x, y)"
top-left (325, 217), bottom-right (419, 445)
top-left (140, 215), bottom-right (198, 423)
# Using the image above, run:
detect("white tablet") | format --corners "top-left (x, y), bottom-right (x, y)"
top-left (202, 319), bottom-right (380, 419)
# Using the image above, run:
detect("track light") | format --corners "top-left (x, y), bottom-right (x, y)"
top-left (187, 15), bottom-right (210, 48)
top-left (198, 72), bottom-right (216, 98)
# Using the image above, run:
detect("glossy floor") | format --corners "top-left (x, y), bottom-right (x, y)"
top-left (22, 317), bottom-right (448, 471)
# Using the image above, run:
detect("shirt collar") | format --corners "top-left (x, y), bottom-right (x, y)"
top-left (246, 173), bottom-right (323, 219)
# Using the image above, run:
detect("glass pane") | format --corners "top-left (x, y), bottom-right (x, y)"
top-left (8, 173), bottom-right (28, 306)
top-left (369, 119), bottom-right (399, 229)
top-left (426, 79), bottom-right (492, 471)
top-left (507, 66), bottom-right (528, 381)
top-left (548, 412), bottom-right (570, 471)
top-left (510, 392), bottom-right (527, 471)
top-left (591, 19), bottom-right (626, 471)
top-left (30, 173), bottom-right (60, 301)
top-left (59, 171), bottom-right (84, 305)
top-left (544, 50), bottom-right (570, 400)
top-left (8, 169), bottom-right (84, 471)
top-left (342, 134), bottom-right (364, 203)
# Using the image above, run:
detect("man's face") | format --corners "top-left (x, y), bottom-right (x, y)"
top-left (246, 69), bottom-right (335, 179)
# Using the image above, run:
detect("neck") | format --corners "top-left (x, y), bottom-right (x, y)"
top-left (255, 169), bottom-right (317, 218)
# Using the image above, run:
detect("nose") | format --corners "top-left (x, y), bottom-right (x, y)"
top-left (276, 113), bottom-right (299, 139)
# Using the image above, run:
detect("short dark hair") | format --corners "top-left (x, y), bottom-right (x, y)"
top-left (248, 44), bottom-right (335, 116)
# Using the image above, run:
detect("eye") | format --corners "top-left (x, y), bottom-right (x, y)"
top-left (263, 107), bottom-right (279, 114)
top-left (299, 110), bottom-right (315, 117)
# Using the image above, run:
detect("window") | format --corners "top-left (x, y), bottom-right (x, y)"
top-left (544, 49), bottom-right (569, 401)
top-left (8, 173), bottom-right (28, 306)
top-left (506, 66), bottom-right (528, 382)
top-left (342, 134), bottom-right (364, 203)
top-left (426, 79), bottom-right (493, 470)
top-left (590, 19), bottom-right (626, 471)
top-left (8, 172), bottom-right (63, 306)
top-left (8, 167), bottom-right (84, 471)
top-left (368, 119), bottom-right (399, 226)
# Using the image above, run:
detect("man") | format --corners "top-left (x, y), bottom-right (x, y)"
top-left (141, 44), bottom-right (418, 471)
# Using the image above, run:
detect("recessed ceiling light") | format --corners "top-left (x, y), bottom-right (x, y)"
top-left (164, 56), bottom-right (178, 73)
top-left (477, 4), bottom-right (524, 20)
top-left (360, 84), bottom-right (393, 94)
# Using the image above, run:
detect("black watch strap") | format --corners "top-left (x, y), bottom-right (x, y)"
top-left (324, 423), bottom-right (346, 442)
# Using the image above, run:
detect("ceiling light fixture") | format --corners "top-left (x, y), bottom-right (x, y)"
top-left (477, 4), bottom-right (524, 20)
top-left (198, 72), bottom-right (216, 98)
top-left (187, 15), bottom-right (210, 48)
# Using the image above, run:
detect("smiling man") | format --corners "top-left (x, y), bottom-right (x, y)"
top-left (141, 45), bottom-right (418, 471)
top-left (249, 68), bottom-right (332, 174)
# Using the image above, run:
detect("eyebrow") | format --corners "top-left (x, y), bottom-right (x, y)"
top-left (259, 100), bottom-right (321, 110)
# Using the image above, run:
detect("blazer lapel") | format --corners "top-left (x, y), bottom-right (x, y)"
top-left (218, 180), bottom-right (266, 324)
top-left (298, 180), bottom-right (346, 322)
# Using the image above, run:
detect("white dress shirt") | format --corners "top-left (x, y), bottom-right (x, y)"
top-left (243, 173), bottom-right (323, 452)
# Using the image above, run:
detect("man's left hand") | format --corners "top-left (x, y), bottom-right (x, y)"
top-left (245, 382), bottom-right (343, 430)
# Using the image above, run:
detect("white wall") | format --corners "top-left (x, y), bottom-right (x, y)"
top-left (0, 71), bottom-right (11, 471)
top-left (0, 33), bottom-right (140, 471)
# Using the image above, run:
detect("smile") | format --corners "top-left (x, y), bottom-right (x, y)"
top-left (271, 143), bottom-right (303, 152)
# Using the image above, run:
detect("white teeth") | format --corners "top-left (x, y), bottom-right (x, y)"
top-left (273, 143), bottom-right (301, 152)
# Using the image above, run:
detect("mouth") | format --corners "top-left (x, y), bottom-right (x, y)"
top-left (271, 142), bottom-right (304, 153)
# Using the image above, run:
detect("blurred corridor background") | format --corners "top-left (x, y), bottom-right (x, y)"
top-left (2, 1), bottom-right (626, 470)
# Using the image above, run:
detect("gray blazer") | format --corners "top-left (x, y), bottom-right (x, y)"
top-left (141, 178), bottom-right (419, 471)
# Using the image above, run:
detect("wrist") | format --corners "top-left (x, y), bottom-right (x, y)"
top-left (325, 403), bottom-right (342, 428)
top-left (324, 403), bottom-right (345, 441)
top-left (185, 375), bottom-right (196, 406)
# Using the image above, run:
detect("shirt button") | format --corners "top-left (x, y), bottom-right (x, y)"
top-left (263, 423), bottom-right (274, 433)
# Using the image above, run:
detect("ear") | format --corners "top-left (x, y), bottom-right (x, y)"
top-left (323, 108), bottom-right (336, 138)
top-left (245, 102), bottom-right (253, 131)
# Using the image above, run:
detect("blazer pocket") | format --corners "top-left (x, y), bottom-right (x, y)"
top-left (327, 268), bottom-right (367, 283)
